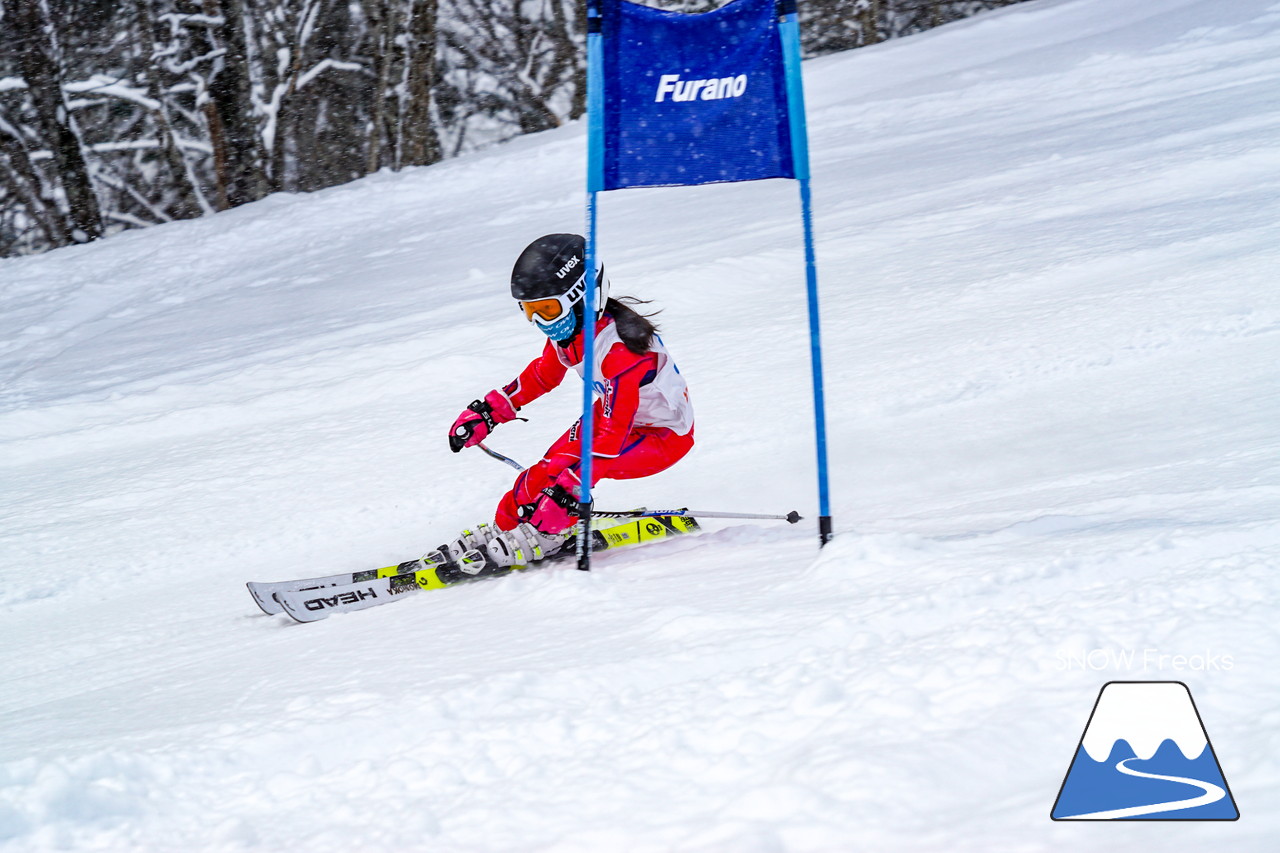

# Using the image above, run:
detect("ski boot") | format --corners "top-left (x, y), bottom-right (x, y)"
top-left (465, 522), bottom-right (571, 573)
top-left (439, 522), bottom-right (503, 562)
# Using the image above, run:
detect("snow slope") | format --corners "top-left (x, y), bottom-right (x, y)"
top-left (3, 0), bottom-right (1279, 849)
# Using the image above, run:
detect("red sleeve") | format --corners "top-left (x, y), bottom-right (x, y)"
top-left (503, 339), bottom-right (568, 409)
top-left (593, 344), bottom-right (659, 458)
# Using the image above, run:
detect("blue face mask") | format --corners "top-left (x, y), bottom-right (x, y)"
top-left (519, 273), bottom-right (586, 341)
top-left (536, 306), bottom-right (580, 342)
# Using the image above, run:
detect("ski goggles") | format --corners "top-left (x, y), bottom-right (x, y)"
top-left (519, 273), bottom-right (586, 339)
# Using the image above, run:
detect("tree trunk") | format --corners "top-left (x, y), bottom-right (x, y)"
top-left (366, 0), bottom-right (393, 174)
top-left (3, 0), bottom-right (104, 242)
top-left (401, 0), bottom-right (440, 167)
top-left (0, 134), bottom-right (73, 247)
top-left (551, 0), bottom-right (583, 121)
top-left (864, 0), bottom-right (883, 45)
top-left (208, 0), bottom-right (267, 206)
top-left (133, 0), bottom-right (206, 219)
top-left (573, 1), bottom-right (588, 120)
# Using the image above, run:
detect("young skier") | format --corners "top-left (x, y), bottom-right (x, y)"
top-left (447, 233), bottom-right (695, 566)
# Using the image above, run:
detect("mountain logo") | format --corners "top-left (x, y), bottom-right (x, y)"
top-left (1051, 681), bottom-right (1239, 820)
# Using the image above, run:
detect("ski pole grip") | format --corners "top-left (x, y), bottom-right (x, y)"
top-left (449, 425), bottom-right (470, 453)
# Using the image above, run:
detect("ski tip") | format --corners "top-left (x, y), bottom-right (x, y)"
top-left (246, 582), bottom-right (284, 616)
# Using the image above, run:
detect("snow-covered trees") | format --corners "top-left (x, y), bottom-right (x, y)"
top-left (2, 0), bottom-right (105, 247)
top-left (0, 0), bottom-right (1026, 257)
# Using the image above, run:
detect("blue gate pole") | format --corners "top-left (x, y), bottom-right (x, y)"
top-left (579, 0), bottom-right (606, 570)
top-left (780, 1), bottom-right (833, 545)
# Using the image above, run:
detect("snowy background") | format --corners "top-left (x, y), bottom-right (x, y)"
top-left (2, 0), bottom-right (1279, 849)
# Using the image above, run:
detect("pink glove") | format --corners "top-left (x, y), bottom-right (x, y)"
top-left (528, 469), bottom-right (584, 534)
top-left (510, 448), bottom-right (580, 507)
top-left (448, 390), bottom-right (518, 452)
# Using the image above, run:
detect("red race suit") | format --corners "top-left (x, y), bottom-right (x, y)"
top-left (494, 314), bottom-right (694, 530)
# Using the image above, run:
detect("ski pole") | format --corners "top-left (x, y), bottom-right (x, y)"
top-left (596, 507), bottom-right (802, 524)
top-left (475, 445), bottom-right (801, 524)
top-left (477, 441), bottom-right (524, 471)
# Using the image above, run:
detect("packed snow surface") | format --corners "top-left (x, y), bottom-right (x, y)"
top-left (3, 0), bottom-right (1279, 849)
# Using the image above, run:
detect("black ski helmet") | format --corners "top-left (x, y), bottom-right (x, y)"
top-left (510, 234), bottom-right (608, 342)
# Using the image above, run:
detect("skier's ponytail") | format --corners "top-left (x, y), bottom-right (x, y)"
top-left (606, 296), bottom-right (660, 354)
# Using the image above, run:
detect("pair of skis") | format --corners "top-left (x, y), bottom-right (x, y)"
top-left (248, 511), bottom-right (703, 623)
